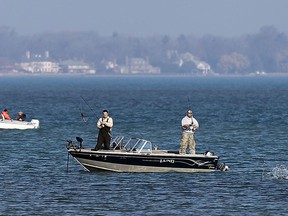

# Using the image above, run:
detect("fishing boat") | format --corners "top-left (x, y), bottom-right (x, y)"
top-left (66, 136), bottom-right (228, 173)
top-left (0, 118), bottom-right (40, 130)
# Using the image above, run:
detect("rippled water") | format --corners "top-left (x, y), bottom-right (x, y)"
top-left (1, 76), bottom-right (288, 215)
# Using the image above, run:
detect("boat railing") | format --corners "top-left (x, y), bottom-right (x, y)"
top-left (137, 140), bottom-right (153, 153)
top-left (111, 136), bottom-right (125, 150)
top-left (125, 138), bottom-right (152, 153)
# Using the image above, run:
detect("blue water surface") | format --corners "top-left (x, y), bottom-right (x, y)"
top-left (1, 75), bottom-right (288, 215)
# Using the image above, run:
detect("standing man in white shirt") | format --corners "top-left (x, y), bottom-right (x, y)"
top-left (94, 109), bottom-right (113, 151)
top-left (179, 109), bottom-right (199, 154)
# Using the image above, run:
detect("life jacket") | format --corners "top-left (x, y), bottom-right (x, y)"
top-left (2, 111), bottom-right (11, 120)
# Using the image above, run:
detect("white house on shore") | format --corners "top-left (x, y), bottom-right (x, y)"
top-left (18, 51), bottom-right (96, 74)
top-left (19, 51), bottom-right (60, 73)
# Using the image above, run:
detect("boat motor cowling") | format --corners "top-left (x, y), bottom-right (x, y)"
top-left (204, 151), bottom-right (214, 156)
top-left (217, 162), bottom-right (229, 171)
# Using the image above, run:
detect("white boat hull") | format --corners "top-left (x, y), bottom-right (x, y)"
top-left (0, 119), bottom-right (40, 130)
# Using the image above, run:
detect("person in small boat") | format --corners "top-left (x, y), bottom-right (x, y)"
top-left (17, 111), bottom-right (26, 121)
top-left (179, 109), bottom-right (199, 154)
top-left (1, 109), bottom-right (12, 120)
top-left (93, 109), bottom-right (113, 151)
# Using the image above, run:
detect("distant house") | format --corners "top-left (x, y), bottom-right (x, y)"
top-left (196, 62), bottom-right (211, 75)
top-left (59, 60), bottom-right (96, 74)
top-left (117, 57), bottom-right (160, 74)
top-left (19, 51), bottom-right (60, 73)
top-left (178, 52), bottom-right (211, 75)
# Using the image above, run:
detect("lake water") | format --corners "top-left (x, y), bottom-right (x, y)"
top-left (1, 75), bottom-right (287, 215)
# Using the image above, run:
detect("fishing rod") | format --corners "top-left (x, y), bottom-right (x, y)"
top-left (80, 96), bottom-right (99, 119)
top-left (79, 103), bottom-right (88, 122)
top-left (186, 96), bottom-right (209, 152)
top-left (187, 96), bottom-right (192, 111)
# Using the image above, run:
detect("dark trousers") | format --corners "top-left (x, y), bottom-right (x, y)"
top-left (95, 130), bottom-right (111, 150)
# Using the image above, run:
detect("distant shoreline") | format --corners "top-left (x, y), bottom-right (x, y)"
top-left (1, 72), bottom-right (288, 78)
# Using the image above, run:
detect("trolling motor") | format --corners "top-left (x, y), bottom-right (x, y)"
top-left (66, 137), bottom-right (83, 150)
top-left (76, 136), bottom-right (83, 149)
top-left (66, 139), bottom-right (73, 149)
top-left (66, 137), bottom-right (84, 172)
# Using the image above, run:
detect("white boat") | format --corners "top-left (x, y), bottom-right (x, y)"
top-left (66, 136), bottom-right (228, 173)
top-left (0, 118), bottom-right (40, 130)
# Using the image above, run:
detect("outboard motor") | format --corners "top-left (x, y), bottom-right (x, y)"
top-left (76, 137), bottom-right (83, 149)
top-left (217, 162), bottom-right (229, 171)
top-left (204, 151), bottom-right (214, 156)
top-left (31, 119), bottom-right (40, 128)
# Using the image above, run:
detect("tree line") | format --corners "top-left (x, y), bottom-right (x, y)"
top-left (0, 25), bottom-right (288, 74)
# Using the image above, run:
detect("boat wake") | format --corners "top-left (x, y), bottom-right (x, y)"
top-left (263, 165), bottom-right (288, 180)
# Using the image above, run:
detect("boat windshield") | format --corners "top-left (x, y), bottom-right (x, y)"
top-left (111, 136), bottom-right (152, 153)
top-left (126, 138), bottom-right (152, 153)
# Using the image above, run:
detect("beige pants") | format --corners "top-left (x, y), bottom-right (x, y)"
top-left (179, 132), bottom-right (196, 154)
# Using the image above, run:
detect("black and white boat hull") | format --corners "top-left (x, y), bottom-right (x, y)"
top-left (66, 136), bottom-right (228, 173)
top-left (68, 149), bottom-right (219, 172)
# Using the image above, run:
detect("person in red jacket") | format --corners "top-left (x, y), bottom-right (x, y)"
top-left (1, 109), bottom-right (12, 120)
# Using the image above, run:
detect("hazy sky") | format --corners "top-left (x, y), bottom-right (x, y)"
top-left (1, 0), bottom-right (287, 37)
